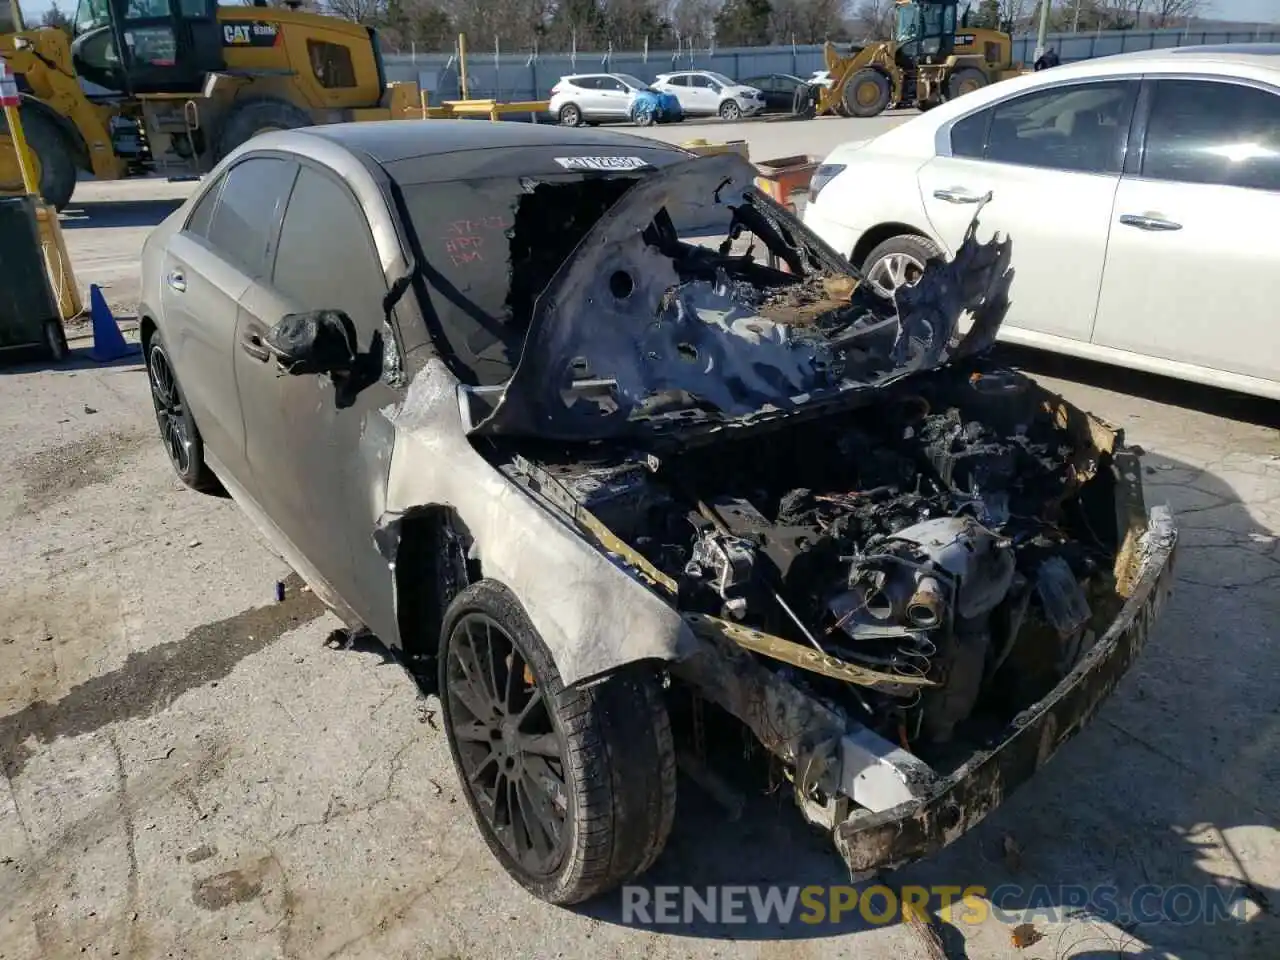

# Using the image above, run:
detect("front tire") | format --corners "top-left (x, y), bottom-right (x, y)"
top-left (718, 99), bottom-right (741, 121)
top-left (843, 69), bottom-right (891, 118)
top-left (558, 103), bottom-right (584, 127)
top-left (439, 580), bottom-right (676, 905)
top-left (2, 107), bottom-right (78, 211)
top-left (146, 332), bottom-right (219, 493)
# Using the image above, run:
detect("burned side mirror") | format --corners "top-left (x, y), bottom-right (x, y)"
top-left (265, 310), bottom-right (357, 376)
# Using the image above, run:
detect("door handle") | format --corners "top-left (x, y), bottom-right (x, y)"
top-left (167, 270), bottom-right (186, 292)
top-left (239, 329), bottom-right (271, 363)
top-left (1119, 213), bottom-right (1182, 231)
top-left (933, 187), bottom-right (987, 204)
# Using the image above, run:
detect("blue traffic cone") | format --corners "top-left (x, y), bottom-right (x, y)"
top-left (88, 284), bottom-right (140, 362)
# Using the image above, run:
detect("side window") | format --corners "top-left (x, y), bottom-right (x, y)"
top-left (600, 77), bottom-right (623, 91)
top-left (1143, 79), bottom-right (1280, 192)
top-left (184, 173), bottom-right (225, 239)
top-left (308, 40), bottom-right (356, 89)
top-left (669, 75), bottom-right (688, 87)
top-left (983, 80), bottom-right (1135, 173)
top-left (690, 75), bottom-right (710, 89)
top-left (574, 77), bottom-right (598, 90)
top-left (272, 166), bottom-right (387, 341)
top-left (950, 108), bottom-right (991, 158)
top-left (204, 157), bottom-right (297, 277)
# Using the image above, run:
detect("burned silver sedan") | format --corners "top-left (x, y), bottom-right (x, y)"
top-left (139, 121), bottom-right (1177, 905)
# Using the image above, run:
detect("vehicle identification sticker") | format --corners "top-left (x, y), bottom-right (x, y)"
top-left (554, 156), bottom-right (651, 171)
top-left (222, 22), bottom-right (280, 47)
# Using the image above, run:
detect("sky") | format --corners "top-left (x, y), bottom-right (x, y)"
top-left (11, 0), bottom-right (1280, 28)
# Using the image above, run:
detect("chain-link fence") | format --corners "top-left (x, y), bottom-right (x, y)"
top-left (385, 27), bottom-right (1280, 104)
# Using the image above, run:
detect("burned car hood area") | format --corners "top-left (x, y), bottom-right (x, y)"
top-left (382, 149), bottom-right (1176, 880)
top-left (472, 152), bottom-right (1012, 440)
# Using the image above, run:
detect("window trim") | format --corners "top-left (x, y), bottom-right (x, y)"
top-left (186, 152), bottom-right (299, 277)
top-left (182, 169), bottom-right (227, 236)
top-left (939, 76), bottom-right (1140, 176)
top-left (1126, 73), bottom-right (1280, 191)
top-left (269, 157), bottom-right (407, 362)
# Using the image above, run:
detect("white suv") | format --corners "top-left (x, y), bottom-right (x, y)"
top-left (549, 73), bottom-right (651, 126)
top-left (652, 71), bottom-right (764, 120)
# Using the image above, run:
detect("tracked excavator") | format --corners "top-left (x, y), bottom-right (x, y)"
top-left (818, 0), bottom-right (1025, 119)
top-left (1, 0), bottom-right (418, 208)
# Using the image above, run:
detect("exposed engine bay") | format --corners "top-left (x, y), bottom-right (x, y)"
top-left (508, 361), bottom-right (1126, 761)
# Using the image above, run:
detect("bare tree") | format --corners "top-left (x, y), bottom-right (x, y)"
top-left (850, 0), bottom-right (893, 40)
top-left (669, 0), bottom-right (716, 43)
top-left (997, 0), bottom-right (1027, 29)
top-left (325, 0), bottom-right (382, 22)
top-left (1151, 0), bottom-right (1201, 27)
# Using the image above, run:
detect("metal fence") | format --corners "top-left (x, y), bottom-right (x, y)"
top-left (382, 27), bottom-right (1280, 104)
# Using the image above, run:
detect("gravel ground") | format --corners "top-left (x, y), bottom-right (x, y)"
top-left (1, 114), bottom-right (1278, 959)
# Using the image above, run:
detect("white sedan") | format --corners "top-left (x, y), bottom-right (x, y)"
top-left (803, 44), bottom-right (1280, 401)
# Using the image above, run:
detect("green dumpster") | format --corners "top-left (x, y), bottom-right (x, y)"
top-left (0, 195), bottom-right (68, 363)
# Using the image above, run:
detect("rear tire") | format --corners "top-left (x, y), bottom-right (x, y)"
top-left (216, 97), bottom-right (312, 159)
top-left (947, 67), bottom-right (987, 101)
top-left (861, 234), bottom-right (943, 299)
top-left (843, 69), bottom-right (891, 118)
top-left (558, 103), bottom-right (584, 127)
top-left (3, 107), bottom-right (78, 211)
top-left (146, 331), bottom-right (220, 493)
top-left (439, 580), bottom-right (676, 905)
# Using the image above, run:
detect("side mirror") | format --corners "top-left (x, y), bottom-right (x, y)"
top-left (265, 310), bottom-right (357, 376)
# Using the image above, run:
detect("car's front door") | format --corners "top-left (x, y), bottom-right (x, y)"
top-left (160, 156), bottom-right (297, 487)
top-left (916, 79), bottom-right (1139, 343)
top-left (235, 161), bottom-right (403, 637)
top-left (688, 74), bottom-right (718, 113)
top-left (1090, 77), bottom-right (1280, 387)
top-left (573, 77), bottom-right (605, 117)
top-left (596, 76), bottom-right (631, 117)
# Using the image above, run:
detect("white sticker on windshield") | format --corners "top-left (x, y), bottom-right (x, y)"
top-left (554, 156), bottom-right (650, 171)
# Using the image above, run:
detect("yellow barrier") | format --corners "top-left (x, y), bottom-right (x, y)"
top-left (681, 138), bottom-right (750, 160)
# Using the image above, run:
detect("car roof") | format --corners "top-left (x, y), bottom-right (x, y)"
top-left (302, 119), bottom-right (686, 166)
top-left (1023, 42), bottom-right (1280, 79)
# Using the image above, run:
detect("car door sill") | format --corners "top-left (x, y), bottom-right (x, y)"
top-left (996, 327), bottom-right (1280, 402)
top-left (205, 449), bottom-right (365, 630)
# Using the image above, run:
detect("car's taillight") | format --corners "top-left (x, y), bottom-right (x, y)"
top-left (808, 163), bottom-right (847, 202)
top-left (551, 83), bottom-right (563, 94)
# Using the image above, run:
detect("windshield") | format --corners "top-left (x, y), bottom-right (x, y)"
top-left (895, 1), bottom-right (954, 54)
top-left (73, 0), bottom-right (110, 33)
top-left (617, 74), bottom-right (650, 91)
top-left (705, 71), bottom-right (735, 86)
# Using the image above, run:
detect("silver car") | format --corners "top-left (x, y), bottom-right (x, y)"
top-left (651, 70), bottom-right (765, 120)
top-left (140, 120), bottom-right (1175, 905)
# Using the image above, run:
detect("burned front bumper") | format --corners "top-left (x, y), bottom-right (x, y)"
top-left (833, 505), bottom-right (1178, 875)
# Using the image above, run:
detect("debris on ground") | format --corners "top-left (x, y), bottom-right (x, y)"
top-left (1010, 922), bottom-right (1044, 948)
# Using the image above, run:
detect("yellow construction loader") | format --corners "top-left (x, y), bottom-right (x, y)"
top-left (1, 0), bottom-right (420, 208)
top-left (818, 0), bottom-right (1024, 118)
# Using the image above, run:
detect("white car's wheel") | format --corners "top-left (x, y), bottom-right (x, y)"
top-left (861, 235), bottom-right (943, 298)
top-left (719, 100), bottom-right (741, 121)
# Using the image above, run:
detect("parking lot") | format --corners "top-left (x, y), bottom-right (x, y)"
top-left (2, 112), bottom-right (1279, 959)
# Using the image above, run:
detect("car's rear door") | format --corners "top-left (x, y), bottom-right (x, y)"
top-left (917, 78), bottom-right (1138, 344)
top-left (1090, 76), bottom-right (1280, 388)
top-left (159, 156), bottom-right (296, 488)
top-left (235, 160), bottom-right (402, 636)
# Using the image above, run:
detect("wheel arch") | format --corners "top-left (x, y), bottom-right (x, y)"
top-left (374, 503), bottom-right (480, 668)
top-left (851, 221), bottom-right (933, 270)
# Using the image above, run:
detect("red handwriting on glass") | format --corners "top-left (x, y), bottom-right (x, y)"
top-left (442, 216), bottom-right (508, 266)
